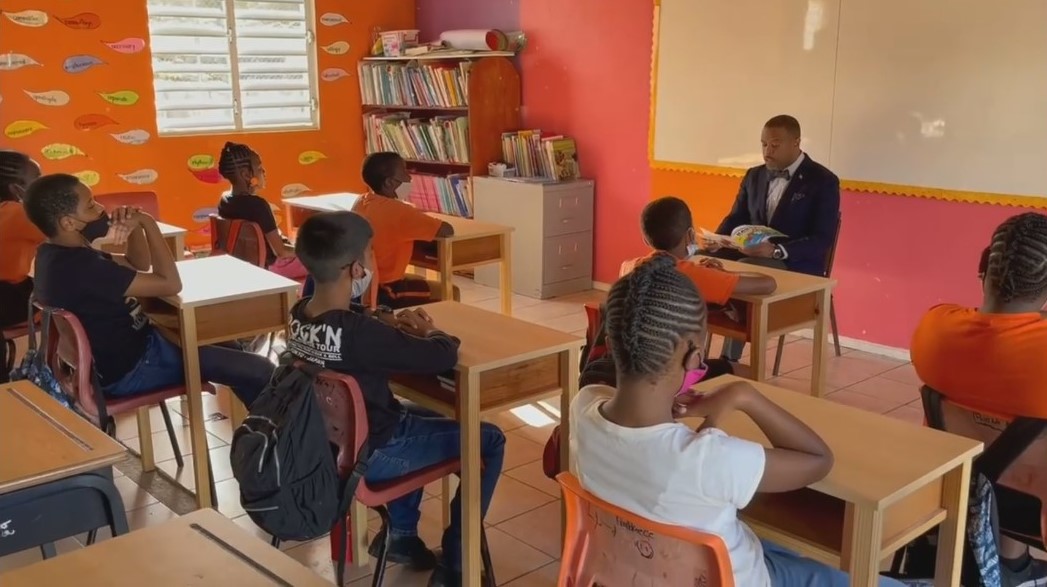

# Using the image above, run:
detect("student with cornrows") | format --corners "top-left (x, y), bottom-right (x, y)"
top-left (912, 212), bottom-right (1047, 585)
top-left (0, 150), bottom-right (44, 351)
top-left (570, 254), bottom-right (908, 586)
top-left (215, 142), bottom-right (308, 280)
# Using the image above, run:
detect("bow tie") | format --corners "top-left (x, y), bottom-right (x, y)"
top-left (768, 169), bottom-right (791, 181)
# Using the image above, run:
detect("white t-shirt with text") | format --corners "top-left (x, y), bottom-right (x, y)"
top-left (569, 385), bottom-right (770, 587)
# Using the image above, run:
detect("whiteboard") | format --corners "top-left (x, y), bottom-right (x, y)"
top-left (651, 0), bottom-right (1047, 198)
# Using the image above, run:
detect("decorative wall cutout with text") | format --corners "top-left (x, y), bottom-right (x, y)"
top-left (118, 169), bottom-right (158, 185)
top-left (319, 12), bottom-right (349, 26)
top-left (73, 170), bottom-right (101, 187)
top-left (321, 68), bottom-right (350, 82)
top-left (298, 150), bottom-right (328, 165)
top-left (56, 12), bottom-right (101, 30)
top-left (41, 143), bottom-right (86, 160)
top-left (281, 183), bottom-right (311, 198)
top-left (4, 120), bottom-right (47, 139)
top-left (102, 38), bottom-right (146, 54)
top-left (0, 53), bottom-right (41, 71)
top-left (110, 129), bottom-right (150, 145)
top-left (322, 41), bottom-right (350, 55)
top-left (64, 54), bottom-right (106, 74)
top-left (3, 9), bottom-right (48, 27)
top-left (74, 113), bottom-right (119, 131)
top-left (98, 90), bottom-right (140, 106)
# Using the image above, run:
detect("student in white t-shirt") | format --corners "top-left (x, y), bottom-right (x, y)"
top-left (569, 254), bottom-right (907, 587)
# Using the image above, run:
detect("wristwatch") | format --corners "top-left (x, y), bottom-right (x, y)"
top-left (371, 305), bottom-right (393, 318)
top-left (772, 245), bottom-right (786, 261)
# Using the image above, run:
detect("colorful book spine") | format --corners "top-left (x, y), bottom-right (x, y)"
top-left (406, 172), bottom-right (473, 217)
top-left (359, 62), bottom-right (471, 108)
top-left (363, 111), bottom-right (471, 164)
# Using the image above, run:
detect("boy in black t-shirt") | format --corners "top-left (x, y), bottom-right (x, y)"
top-left (289, 211), bottom-right (505, 587)
top-left (23, 173), bottom-right (273, 406)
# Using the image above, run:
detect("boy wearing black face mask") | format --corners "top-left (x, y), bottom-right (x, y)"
top-left (23, 174), bottom-right (274, 407)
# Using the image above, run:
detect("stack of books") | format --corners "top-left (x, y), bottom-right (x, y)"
top-left (407, 172), bottom-right (472, 217)
top-left (501, 130), bottom-right (580, 181)
top-left (359, 61), bottom-right (472, 108)
top-left (364, 111), bottom-right (471, 164)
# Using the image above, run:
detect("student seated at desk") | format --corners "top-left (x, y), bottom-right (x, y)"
top-left (354, 152), bottom-right (457, 309)
top-left (215, 142), bottom-right (307, 280)
top-left (912, 212), bottom-right (1047, 585)
top-left (23, 174), bottom-right (273, 407)
top-left (571, 255), bottom-right (906, 587)
top-left (288, 211), bottom-right (504, 587)
top-left (0, 150), bottom-right (43, 329)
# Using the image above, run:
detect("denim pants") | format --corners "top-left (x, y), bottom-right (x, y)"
top-left (103, 328), bottom-right (275, 408)
top-left (364, 404), bottom-right (506, 570)
top-left (763, 540), bottom-right (906, 586)
top-left (719, 256), bottom-right (789, 361)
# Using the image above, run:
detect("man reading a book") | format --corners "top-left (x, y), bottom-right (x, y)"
top-left (704, 115), bottom-right (841, 361)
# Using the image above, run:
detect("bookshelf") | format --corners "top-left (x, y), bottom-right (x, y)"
top-left (358, 54), bottom-right (521, 217)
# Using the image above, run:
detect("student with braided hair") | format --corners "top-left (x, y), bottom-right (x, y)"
top-left (215, 142), bottom-right (308, 280)
top-left (571, 255), bottom-right (906, 586)
top-left (912, 212), bottom-right (1047, 585)
top-left (0, 150), bottom-right (44, 332)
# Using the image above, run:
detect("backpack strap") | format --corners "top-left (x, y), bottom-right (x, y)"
top-left (333, 439), bottom-right (371, 587)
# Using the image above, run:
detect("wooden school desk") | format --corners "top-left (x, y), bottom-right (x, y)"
top-left (142, 255), bottom-right (299, 508)
top-left (685, 376), bottom-right (983, 587)
top-left (704, 257), bottom-right (836, 396)
top-left (0, 381), bottom-right (129, 555)
top-left (282, 192), bottom-right (361, 234)
top-left (97, 221), bottom-right (188, 260)
top-left (0, 509), bottom-right (330, 586)
top-left (382, 301), bottom-right (582, 587)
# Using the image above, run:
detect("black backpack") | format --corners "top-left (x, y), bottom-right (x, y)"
top-left (231, 362), bottom-right (369, 552)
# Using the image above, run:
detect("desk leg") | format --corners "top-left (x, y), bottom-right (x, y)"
top-left (179, 307), bottom-right (214, 509)
top-left (559, 347), bottom-right (580, 539)
top-left (810, 288), bottom-right (832, 397)
top-left (842, 503), bottom-right (884, 587)
top-left (750, 303), bottom-right (769, 381)
top-left (499, 232), bottom-right (512, 316)
top-left (136, 407), bottom-right (155, 471)
top-left (934, 460), bottom-right (972, 587)
top-left (438, 240), bottom-right (454, 302)
top-left (460, 371), bottom-right (482, 587)
top-left (349, 501), bottom-right (369, 568)
top-left (167, 234), bottom-right (185, 259)
top-left (284, 204), bottom-right (295, 236)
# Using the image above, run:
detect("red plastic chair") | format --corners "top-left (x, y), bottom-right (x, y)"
top-left (95, 191), bottom-right (161, 219)
top-left (270, 369), bottom-right (495, 587)
top-left (2, 322), bottom-right (30, 377)
top-left (557, 472), bottom-right (735, 587)
top-left (42, 306), bottom-right (217, 491)
top-left (209, 215), bottom-right (268, 268)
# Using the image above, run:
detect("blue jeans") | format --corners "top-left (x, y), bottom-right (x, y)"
top-left (719, 257), bottom-right (789, 361)
top-left (103, 328), bottom-right (274, 408)
top-left (365, 404), bottom-right (506, 571)
top-left (763, 540), bottom-right (906, 586)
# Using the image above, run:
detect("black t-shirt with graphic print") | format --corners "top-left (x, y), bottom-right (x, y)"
top-left (287, 299), bottom-right (460, 449)
top-left (34, 244), bottom-right (150, 386)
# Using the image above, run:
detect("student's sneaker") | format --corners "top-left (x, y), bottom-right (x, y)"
top-left (367, 531), bottom-right (437, 570)
top-left (1001, 556), bottom-right (1047, 587)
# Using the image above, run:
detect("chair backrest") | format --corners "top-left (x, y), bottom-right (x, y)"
top-left (311, 368), bottom-right (369, 478)
top-left (556, 472), bottom-right (735, 587)
top-left (42, 306), bottom-right (105, 420)
top-left (95, 191), bottom-right (161, 219)
top-left (822, 211), bottom-right (843, 278)
top-left (209, 215), bottom-right (268, 268)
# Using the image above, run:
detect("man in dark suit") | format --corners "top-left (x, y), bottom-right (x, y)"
top-left (706, 114), bottom-right (840, 360)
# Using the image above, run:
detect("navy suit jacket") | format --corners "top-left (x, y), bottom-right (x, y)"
top-left (716, 156), bottom-right (841, 276)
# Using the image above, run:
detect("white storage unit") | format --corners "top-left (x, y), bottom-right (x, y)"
top-left (473, 177), bottom-right (594, 299)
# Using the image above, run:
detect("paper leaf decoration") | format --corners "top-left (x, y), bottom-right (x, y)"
top-left (118, 169), bottom-right (159, 185)
top-left (190, 168), bottom-right (223, 184)
top-left (192, 207), bottom-right (219, 223)
top-left (322, 41), bottom-right (351, 55)
top-left (110, 129), bottom-right (150, 145)
top-left (74, 113), bottom-right (119, 131)
top-left (4, 120), bottom-right (47, 139)
top-left (63, 54), bottom-right (105, 74)
top-left (187, 154), bottom-right (215, 171)
top-left (319, 12), bottom-right (349, 26)
top-left (102, 38), bottom-right (146, 54)
top-left (3, 9), bottom-right (48, 27)
top-left (0, 53), bottom-right (41, 71)
top-left (98, 90), bottom-right (140, 106)
top-left (73, 170), bottom-right (101, 187)
top-left (281, 183), bottom-right (312, 198)
top-left (320, 68), bottom-right (350, 82)
top-left (298, 150), bottom-right (328, 165)
top-left (24, 89), bottom-right (70, 106)
top-left (41, 143), bottom-right (85, 160)
top-left (56, 12), bottom-right (101, 30)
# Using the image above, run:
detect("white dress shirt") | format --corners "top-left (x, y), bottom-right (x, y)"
top-left (766, 152), bottom-right (806, 221)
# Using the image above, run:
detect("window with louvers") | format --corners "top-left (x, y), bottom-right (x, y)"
top-left (146, 0), bottom-right (318, 135)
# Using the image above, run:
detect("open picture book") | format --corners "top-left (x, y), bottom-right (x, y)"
top-left (700, 225), bottom-right (787, 249)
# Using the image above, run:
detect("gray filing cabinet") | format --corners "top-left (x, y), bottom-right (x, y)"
top-left (473, 176), bottom-right (594, 299)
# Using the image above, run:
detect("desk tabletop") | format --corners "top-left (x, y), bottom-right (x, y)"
top-left (423, 301), bottom-right (582, 372)
top-left (162, 255), bottom-right (300, 308)
top-left (0, 509), bottom-right (329, 586)
top-left (157, 221), bottom-right (187, 237)
top-left (429, 213), bottom-right (513, 240)
top-left (0, 381), bottom-right (126, 495)
top-left (282, 192), bottom-right (360, 212)
top-left (685, 376), bottom-right (983, 508)
top-left (697, 257), bottom-right (837, 302)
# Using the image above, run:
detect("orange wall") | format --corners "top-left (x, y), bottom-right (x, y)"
top-left (0, 0), bottom-right (413, 247)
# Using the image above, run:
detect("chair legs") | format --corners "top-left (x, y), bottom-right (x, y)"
top-left (370, 506), bottom-right (392, 587)
top-left (771, 335), bottom-right (788, 377)
top-left (158, 401), bottom-right (184, 469)
top-left (771, 295), bottom-right (842, 377)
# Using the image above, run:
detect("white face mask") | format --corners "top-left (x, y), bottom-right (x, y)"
top-left (352, 267), bottom-right (373, 300)
top-left (394, 180), bottom-right (413, 200)
top-left (686, 243), bottom-right (700, 258)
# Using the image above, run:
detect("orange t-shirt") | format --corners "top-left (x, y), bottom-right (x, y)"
top-left (353, 193), bottom-right (443, 283)
top-left (911, 304), bottom-right (1047, 419)
top-left (0, 201), bottom-right (45, 283)
top-left (619, 252), bottom-right (740, 305)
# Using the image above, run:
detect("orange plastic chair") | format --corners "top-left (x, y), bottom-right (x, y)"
top-left (557, 472), bottom-right (735, 587)
top-left (208, 215), bottom-right (268, 268)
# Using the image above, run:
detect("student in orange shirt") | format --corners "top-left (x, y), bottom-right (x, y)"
top-left (353, 152), bottom-right (456, 309)
top-left (911, 212), bottom-right (1047, 585)
top-left (0, 150), bottom-right (44, 331)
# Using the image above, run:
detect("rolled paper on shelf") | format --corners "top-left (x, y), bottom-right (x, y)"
top-left (439, 29), bottom-right (508, 52)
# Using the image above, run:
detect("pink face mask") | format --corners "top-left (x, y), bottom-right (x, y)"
top-left (676, 363), bottom-right (709, 396)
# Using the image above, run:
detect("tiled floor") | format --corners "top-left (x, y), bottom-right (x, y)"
top-left (1, 276), bottom-right (926, 584)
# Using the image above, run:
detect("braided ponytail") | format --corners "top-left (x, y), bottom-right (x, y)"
top-left (605, 253), bottom-right (708, 378)
top-left (985, 213), bottom-right (1047, 303)
top-left (217, 141), bottom-right (257, 183)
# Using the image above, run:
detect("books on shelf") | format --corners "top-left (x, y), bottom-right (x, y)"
top-left (359, 61), bottom-right (472, 108)
top-left (407, 172), bottom-right (473, 218)
top-left (500, 130), bottom-right (581, 181)
top-left (364, 111), bottom-right (471, 164)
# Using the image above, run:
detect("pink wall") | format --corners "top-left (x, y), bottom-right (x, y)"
top-left (415, 0), bottom-right (519, 41)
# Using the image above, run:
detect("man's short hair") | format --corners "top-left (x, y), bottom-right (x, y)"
top-left (361, 152), bottom-right (403, 193)
top-left (23, 173), bottom-right (82, 237)
top-left (295, 212), bottom-right (374, 283)
top-left (641, 196), bottom-right (693, 251)
top-left (764, 115), bottom-right (801, 138)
